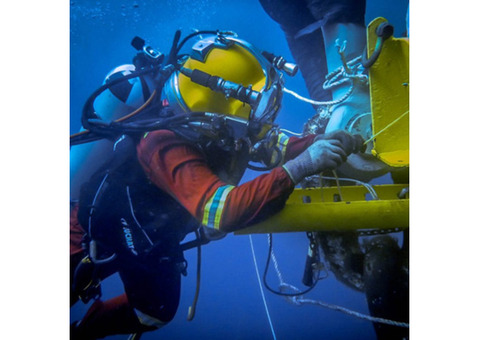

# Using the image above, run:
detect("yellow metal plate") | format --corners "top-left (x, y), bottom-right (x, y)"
top-left (368, 17), bottom-right (409, 167)
top-left (235, 185), bottom-right (409, 235)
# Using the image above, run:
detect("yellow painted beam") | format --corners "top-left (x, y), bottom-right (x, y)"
top-left (368, 17), bottom-right (409, 167)
top-left (236, 20), bottom-right (412, 236)
top-left (235, 185), bottom-right (409, 235)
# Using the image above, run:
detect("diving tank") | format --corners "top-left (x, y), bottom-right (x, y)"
top-left (70, 65), bottom-right (155, 200)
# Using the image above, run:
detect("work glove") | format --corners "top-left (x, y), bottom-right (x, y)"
top-left (315, 130), bottom-right (366, 154)
top-left (282, 130), bottom-right (365, 184)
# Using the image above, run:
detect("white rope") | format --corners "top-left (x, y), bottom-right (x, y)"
top-left (279, 128), bottom-right (303, 136)
top-left (283, 50), bottom-right (367, 110)
top-left (249, 235), bottom-right (277, 340)
top-left (284, 86), bottom-right (353, 107)
top-left (269, 236), bottom-right (284, 284)
top-left (268, 236), bottom-right (309, 307)
top-left (294, 298), bottom-right (409, 328)
top-left (265, 235), bottom-right (409, 328)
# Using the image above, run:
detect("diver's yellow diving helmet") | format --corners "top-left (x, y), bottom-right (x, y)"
top-left (74, 32), bottom-right (296, 154)
top-left (164, 34), bottom-right (284, 142)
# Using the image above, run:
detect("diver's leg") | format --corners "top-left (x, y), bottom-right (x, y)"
top-left (70, 202), bottom-right (118, 307)
top-left (70, 252), bottom-right (84, 306)
top-left (71, 259), bottom-right (180, 339)
top-left (285, 31), bottom-right (331, 103)
top-left (119, 258), bottom-right (182, 330)
top-left (306, 0), bottom-right (367, 79)
top-left (309, 0), bottom-right (367, 123)
top-left (70, 202), bottom-right (87, 306)
top-left (71, 294), bottom-right (155, 340)
top-left (259, 0), bottom-right (331, 103)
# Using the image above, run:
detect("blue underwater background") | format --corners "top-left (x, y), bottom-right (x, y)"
top-left (70, 1), bottom-right (409, 339)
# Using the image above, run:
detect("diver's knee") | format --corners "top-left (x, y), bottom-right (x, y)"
top-left (133, 308), bottom-right (171, 329)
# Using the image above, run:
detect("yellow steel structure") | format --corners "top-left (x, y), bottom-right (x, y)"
top-left (235, 184), bottom-right (408, 235)
top-left (367, 17), bottom-right (410, 167)
top-left (235, 18), bottom-right (410, 235)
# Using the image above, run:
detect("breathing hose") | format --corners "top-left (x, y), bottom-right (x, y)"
top-left (263, 234), bottom-right (320, 297)
top-left (187, 228), bottom-right (202, 321)
top-left (361, 22), bottom-right (394, 68)
top-left (247, 146), bottom-right (282, 171)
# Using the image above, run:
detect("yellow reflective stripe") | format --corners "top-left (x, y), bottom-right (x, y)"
top-left (202, 185), bottom-right (235, 229)
top-left (143, 132), bottom-right (149, 139)
top-left (270, 132), bottom-right (290, 165)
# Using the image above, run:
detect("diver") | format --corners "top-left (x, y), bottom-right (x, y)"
top-left (259, 1), bottom-right (409, 339)
top-left (70, 31), bottom-right (365, 339)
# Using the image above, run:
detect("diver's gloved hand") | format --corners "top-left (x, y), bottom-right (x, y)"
top-left (315, 130), bottom-right (366, 154)
top-left (282, 139), bottom-right (348, 184)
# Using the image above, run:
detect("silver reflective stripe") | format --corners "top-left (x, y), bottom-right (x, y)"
top-left (202, 185), bottom-right (235, 230)
top-left (270, 132), bottom-right (290, 165)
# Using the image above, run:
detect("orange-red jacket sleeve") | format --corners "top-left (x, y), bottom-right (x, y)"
top-left (136, 130), bottom-right (315, 232)
top-left (280, 132), bottom-right (316, 161)
top-left (70, 202), bottom-right (86, 256)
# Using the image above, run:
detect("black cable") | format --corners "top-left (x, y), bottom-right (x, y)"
top-left (70, 131), bottom-right (109, 146)
top-left (361, 22), bottom-right (394, 69)
top-left (247, 146), bottom-right (282, 171)
top-left (175, 30), bottom-right (219, 56)
top-left (81, 66), bottom-right (163, 129)
top-left (71, 109), bottom-right (185, 146)
top-left (187, 228), bottom-right (202, 321)
top-left (263, 233), bottom-right (320, 297)
top-left (72, 64), bottom-right (179, 146)
top-left (166, 30), bottom-right (182, 66)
